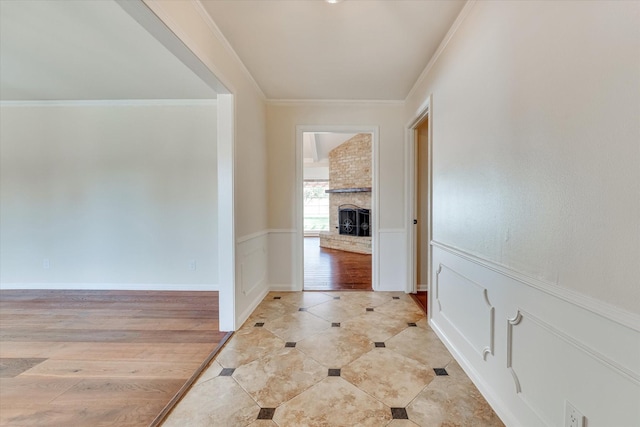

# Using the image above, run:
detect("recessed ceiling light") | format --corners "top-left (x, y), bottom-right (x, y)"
top-left (326, 0), bottom-right (343, 4)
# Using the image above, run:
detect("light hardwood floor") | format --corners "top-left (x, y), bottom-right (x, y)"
top-left (0, 290), bottom-right (229, 427)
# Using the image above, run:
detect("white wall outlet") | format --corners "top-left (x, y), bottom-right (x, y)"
top-left (189, 259), bottom-right (197, 271)
top-left (565, 400), bottom-right (585, 427)
top-left (43, 258), bottom-right (50, 269)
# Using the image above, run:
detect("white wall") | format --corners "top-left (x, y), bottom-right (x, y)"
top-left (144, 0), bottom-right (270, 328)
top-left (0, 103), bottom-right (218, 289)
top-left (266, 102), bottom-right (407, 290)
top-left (405, 1), bottom-right (640, 426)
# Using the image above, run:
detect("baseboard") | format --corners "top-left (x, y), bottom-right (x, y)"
top-left (0, 283), bottom-right (219, 291)
top-left (236, 286), bottom-right (269, 329)
top-left (417, 283), bottom-right (428, 292)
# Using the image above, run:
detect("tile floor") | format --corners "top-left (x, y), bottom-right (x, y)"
top-left (162, 291), bottom-right (505, 427)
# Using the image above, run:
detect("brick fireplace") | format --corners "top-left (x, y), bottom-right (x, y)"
top-left (319, 133), bottom-right (372, 254)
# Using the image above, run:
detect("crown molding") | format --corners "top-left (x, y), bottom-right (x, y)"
top-left (0, 99), bottom-right (217, 107)
top-left (405, 0), bottom-right (477, 102)
top-left (192, 0), bottom-right (266, 100)
top-left (266, 99), bottom-right (405, 107)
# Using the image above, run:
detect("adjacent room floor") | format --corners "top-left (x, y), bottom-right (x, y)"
top-left (304, 237), bottom-right (372, 291)
top-left (0, 290), bottom-right (228, 427)
top-left (163, 291), bottom-right (504, 427)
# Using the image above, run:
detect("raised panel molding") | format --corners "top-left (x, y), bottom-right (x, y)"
top-left (506, 308), bottom-right (640, 426)
top-left (435, 263), bottom-right (495, 360)
top-left (240, 246), bottom-right (267, 296)
top-left (430, 245), bottom-right (640, 427)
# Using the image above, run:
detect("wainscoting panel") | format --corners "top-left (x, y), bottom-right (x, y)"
top-left (434, 264), bottom-right (494, 360)
top-left (235, 231), bottom-right (270, 327)
top-left (430, 242), bottom-right (640, 427)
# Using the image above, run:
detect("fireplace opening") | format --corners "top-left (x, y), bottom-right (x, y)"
top-left (338, 204), bottom-right (370, 237)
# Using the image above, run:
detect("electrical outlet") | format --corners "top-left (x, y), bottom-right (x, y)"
top-left (565, 401), bottom-right (584, 427)
top-left (189, 260), bottom-right (197, 271)
top-left (43, 258), bottom-right (50, 269)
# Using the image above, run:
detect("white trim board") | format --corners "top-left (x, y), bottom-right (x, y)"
top-left (0, 283), bottom-right (219, 291)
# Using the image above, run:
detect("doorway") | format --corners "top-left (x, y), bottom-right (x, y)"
top-left (413, 117), bottom-right (430, 311)
top-left (296, 128), bottom-right (378, 291)
top-left (407, 99), bottom-right (432, 314)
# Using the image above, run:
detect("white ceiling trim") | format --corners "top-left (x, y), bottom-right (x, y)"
top-left (405, 0), bottom-right (477, 104)
top-left (0, 99), bottom-right (217, 107)
top-left (192, 0), bottom-right (266, 100)
top-left (266, 99), bottom-right (405, 107)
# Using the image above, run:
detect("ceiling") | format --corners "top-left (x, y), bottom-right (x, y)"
top-left (0, 0), bottom-right (217, 101)
top-left (200, 0), bottom-right (466, 100)
top-left (303, 132), bottom-right (357, 165)
top-left (0, 0), bottom-right (466, 102)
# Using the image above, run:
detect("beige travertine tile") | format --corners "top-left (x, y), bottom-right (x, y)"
top-left (269, 291), bottom-right (334, 308)
top-left (386, 326), bottom-right (453, 369)
top-left (215, 327), bottom-right (284, 369)
top-left (232, 348), bottom-right (326, 407)
top-left (406, 360), bottom-right (504, 427)
top-left (415, 317), bottom-right (430, 329)
top-left (296, 327), bottom-right (373, 368)
top-left (387, 420), bottom-right (420, 427)
top-left (245, 300), bottom-right (297, 324)
top-left (162, 376), bottom-right (259, 427)
top-left (374, 299), bottom-right (426, 323)
top-left (331, 291), bottom-right (400, 308)
top-left (194, 360), bottom-right (223, 385)
top-left (264, 311), bottom-right (330, 342)
top-left (342, 348), bottom-right (435, 407)
top-left (306, 298), bottom-right (369, 323)
top-left (341, 311), bottom-right (408, 342)
top-left (246, 421), bottom-right (277, 426)
top-left (273, 377), bottom-right (392, 427)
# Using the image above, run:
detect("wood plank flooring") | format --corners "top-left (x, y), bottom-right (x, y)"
top-left (304, 237), bottom-right (372, 291)
top-left (0, 290), bottom-right (228, 427)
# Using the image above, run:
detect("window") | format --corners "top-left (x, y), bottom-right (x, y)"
top-left (303, 180), bottom-right (329, 234)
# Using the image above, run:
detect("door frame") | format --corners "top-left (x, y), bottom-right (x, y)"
top-left (295, 125), bottom-right (380, 291)
top-left (405, 96), bottom-right (433, 311)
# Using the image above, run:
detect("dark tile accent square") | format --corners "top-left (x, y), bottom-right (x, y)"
top-left (219, 368), bottom-right (235, 376)
top-left (328, 368), bottom-right (341, 377)
top-left (254, 322), bottom-right (264, 327)
top-left (331, 322), bottom-right (341, 327)
top-left (407, 322), bottom-right (417, 327)
top-left (298, 307), bottom-right (307, 311)
top-left (333, 296), bottom-right (341, 300)
top-left (285, 342), bottom-right (297, 348)
top-left (392, 296), bottom-right (400, 300)
top-left (434, 368), bottom-right (448, 376)
top-left (257, 408), bottom-right (276, 420)
top-left (273, 296), bottom-right (281, 300)
top-left (391, 407), bottom-right (409, 419)
top-left (366, 308), bottom-right (374, 312)
top-left (374, 342), bottom-right (386, 348)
